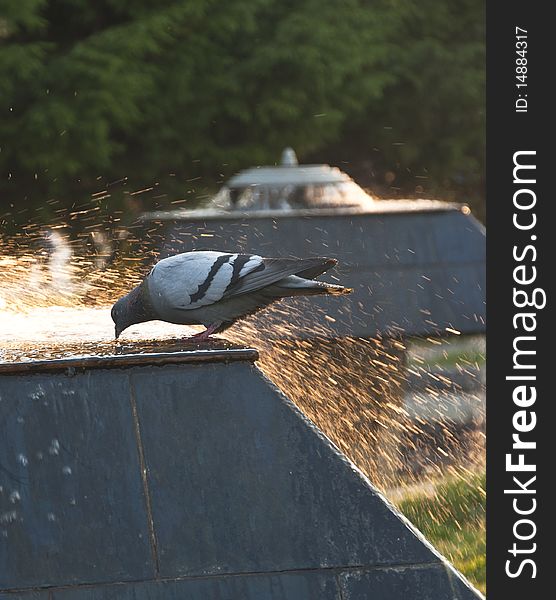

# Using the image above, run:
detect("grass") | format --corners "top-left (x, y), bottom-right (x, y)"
top-left (407, 335), bottom-right (486, 369)
top-left (396, 471), bottom-right (486, 595)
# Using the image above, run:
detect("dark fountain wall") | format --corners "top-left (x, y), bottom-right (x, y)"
top-left (0, 350), bottom-right (482, 599)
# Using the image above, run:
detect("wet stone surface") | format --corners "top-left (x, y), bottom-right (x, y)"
top-left (0, 350), bottom-right (482, 598)
top-left (339, 564), bottom-right (461, 599)
top-left (0, 593), bottom-right (48, 599)
top-left (0, 305), bottom-right (239, 364)
top-left (51, 572), bottom-right (338, 600)
top-left (0, 371), bottom-right (153, 589)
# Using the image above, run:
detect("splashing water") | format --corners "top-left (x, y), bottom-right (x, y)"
top-left (0, 225), bottom-right (484, 496)
top-left (230, 315), bottom-right (485, 492)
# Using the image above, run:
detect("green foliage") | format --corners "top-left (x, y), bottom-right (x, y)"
top-left (397, 471), bottom-right (486, 594)
top-left (330, 0), bottom-right (485, 215)
top-left (1, 0), bottom-right (484, 220)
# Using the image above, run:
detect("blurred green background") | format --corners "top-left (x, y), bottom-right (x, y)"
top-left (1, 0), bottom-right (484, 222)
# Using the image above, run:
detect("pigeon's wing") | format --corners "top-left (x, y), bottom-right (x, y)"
top-left (148, 251), bottom-right (265, 311)
top-left (148, 251), bottom-right (336, 312)
top-left (222, 256), bottom-right (335, 299)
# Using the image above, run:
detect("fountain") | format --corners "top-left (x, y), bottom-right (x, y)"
top-left (141, 148), bottom-right (486, 340)
top-left (0, 154), bottom-right (484, 597)
top-left (0, 344), bottom-right (481, 598)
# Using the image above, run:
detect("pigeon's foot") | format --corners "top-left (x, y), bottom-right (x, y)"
top-left (189, 322), bottom-right (221, 342)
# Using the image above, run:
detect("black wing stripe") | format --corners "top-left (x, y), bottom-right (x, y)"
top-left (226, 256), bottom-right (265, 295)
top-left (225, 255), bottom-right (254, 293)
top-left (189, 254), bottom-right (232, 303)
top-left (250, 261), bottom-right (266, 275)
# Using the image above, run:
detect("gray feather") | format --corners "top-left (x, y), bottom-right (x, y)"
top-left (222, 257), bottom-right (336, 299)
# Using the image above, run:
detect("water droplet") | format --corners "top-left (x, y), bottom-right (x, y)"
top-left (36, 451), bottom-right (44, 461)
top-left (47, 512), bottom-right (56, 522)
top-left (16, 416), bottom-right (24, 424)
top-left (30, 385), bottom-right (46, 400)
top-left (0, 510), bottom-right (17, 524)
top-left (49, 439), bottom-right (60, 455)
top-left (17, 454), bottom-right (28, 467)
top-left (9, 490), bottom-right (20, 504)
top-left (62, 466), bottom-right (72, 475)
top-left (69, 498), bottom-right (76, 506)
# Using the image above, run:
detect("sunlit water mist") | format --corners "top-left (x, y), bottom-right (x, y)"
top-left (230, 319), bottom-right (485, 492)
top-left (1, 234), bottom-right (484, 496)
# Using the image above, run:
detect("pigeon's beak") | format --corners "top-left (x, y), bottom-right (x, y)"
top-left (114, 325), bottom-right (121, 340)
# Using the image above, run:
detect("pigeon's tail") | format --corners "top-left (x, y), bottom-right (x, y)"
top-left (268, 257), bottom-right (352, 297)
top-left (294, 257), bottom-right (338, 280)
top-left (269, 275), bottom-right (353, 298)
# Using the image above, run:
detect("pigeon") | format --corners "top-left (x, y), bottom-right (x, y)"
top-left (111, 251), bottom-right (351, 340)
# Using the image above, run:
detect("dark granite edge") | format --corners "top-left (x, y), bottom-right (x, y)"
top-left (0, 562), bottom-right (484, 598)
top-left (337, 562), bottom-right (484, 600)
top-left (0, 561), bottom-right (447, 596)
top-left (141, 203), bottom-right (464, 223)
top-left (0, 348), bottom-right (259, 376)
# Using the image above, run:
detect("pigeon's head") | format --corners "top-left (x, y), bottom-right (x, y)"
top-left (111, 296), bottom-right (132, 340)
top-left (111, 284), bottom-right (155, 339)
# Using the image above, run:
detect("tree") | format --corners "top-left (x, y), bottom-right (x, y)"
top-left (0, 0), bottom-right (484, 222)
